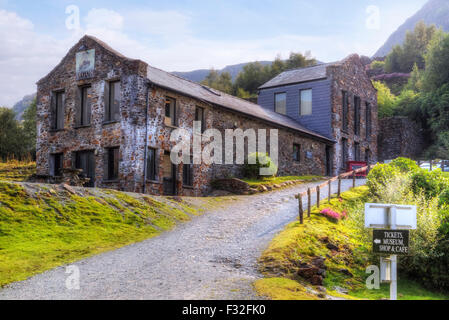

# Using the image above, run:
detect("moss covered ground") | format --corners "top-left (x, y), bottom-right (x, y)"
top-left (254, 186), bottom-right (449, 300)
top-left (0, 161), bottom-right (36, 182)
top-left (0, 179), bottom-right (229, 287)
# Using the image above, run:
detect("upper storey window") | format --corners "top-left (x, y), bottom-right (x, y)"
top-left (342, 91), bottom-right (349, 132)
top-left (165, 97), bottom-right (177, 126)
top-left (274, 93), bottom-right (287, 115)
top-left (300, 89), bottom-right (312, 116)
top-left (51, 91), bottom-right (65, 130)
top-left (105, 81), bottom-right (121, 122)
top-left (76, 85), bottom-right (92, 127)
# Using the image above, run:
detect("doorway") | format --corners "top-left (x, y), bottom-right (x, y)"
top-left (162, 151), bottom-right (177, 195)
top-left (75, 150), bottom-right (95, 187)
top-left (325, 146), bottom-right (332, 177)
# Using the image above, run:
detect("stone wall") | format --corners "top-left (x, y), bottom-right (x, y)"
top-left (328, 54), bottom-right (379, 174)
top-left (378, 117), bottom-right (427, 161)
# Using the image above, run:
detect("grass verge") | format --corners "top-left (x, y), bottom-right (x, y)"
top-left (0, 180), bottom-right (209, 287)
top-left (242, 175), bottom-right (322, 187)
top-left (254, 186), bottom-right (449, 300)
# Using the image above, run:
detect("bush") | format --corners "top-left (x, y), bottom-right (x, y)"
top-left (371, 60), bottom-right (385, 70)
top-left (366, 164), bottom-right (401, 196)
top-left (243, 153), bottom-right (278, 179)
top-left (411, 169), bottom-right (447, 199)
top-left (389, 157), bottom-right (419, 173)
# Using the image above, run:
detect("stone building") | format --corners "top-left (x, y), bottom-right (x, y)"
top-left (36, 35), bottom-right (336, 196)
top-left (258, 55), bottom-right (378, 175)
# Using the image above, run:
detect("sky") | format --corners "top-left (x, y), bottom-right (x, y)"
top-left (0, 0), bottom-right (428, 107)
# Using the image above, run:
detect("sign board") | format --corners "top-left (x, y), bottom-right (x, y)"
top-left (373, 230), bottom-right (410, 255)
top-left (76, 49), bottom-right (95, 80)
top-left (365, 203), bottom-right (417, 230)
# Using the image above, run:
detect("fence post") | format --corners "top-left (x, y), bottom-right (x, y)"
top-left (328, 180), bottom-right (332, 204)
top-left (352, 171), bottom-right (356, 188)
top-left (338, 177), bottom-right (342, 197)
top-left (430, 160), bottom-right (433, 171)
top-left (307, 188), bottom-right (311, 217)
top-left (316, 186), bottom-right (320, 208)
top-left (299, 195), bottom-right (304, 224)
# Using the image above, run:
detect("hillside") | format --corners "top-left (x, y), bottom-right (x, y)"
top-left (12, 93), bottom-right (36, 121)
top-left (375, 0), bottom-right (449, 57)
top-left (173, 61), bottom-right (272, 82)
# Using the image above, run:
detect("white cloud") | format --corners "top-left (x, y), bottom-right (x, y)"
top-left (85, 8), bottom-right (124, 31)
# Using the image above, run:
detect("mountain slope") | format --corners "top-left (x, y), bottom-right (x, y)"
top-left (173, 61), bottom-right (272, 82)
top-left (375, 0), bottom-right (449, 57)
top-left (12, 93), bottom-right (36, 121)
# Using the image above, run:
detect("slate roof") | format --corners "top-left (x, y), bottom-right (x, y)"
top-left (146, 65), bottom-right (334, 143)
top-left (258, 62), bottom-right (338, 90)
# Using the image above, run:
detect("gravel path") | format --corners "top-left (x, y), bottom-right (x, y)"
top-left (0, 179), bottom-right (366, 300)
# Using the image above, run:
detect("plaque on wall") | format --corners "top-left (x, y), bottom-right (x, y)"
top-left (76, 49), bottom-right (95, 80)
top-left (306, 151), bottom-right (313, 159)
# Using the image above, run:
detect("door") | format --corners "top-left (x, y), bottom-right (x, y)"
top-left (162, 151), bottom-right (177, 195)
top-left (325, 146), bottom-right (332, 177)
top-left (75, 151), bottom-right (95, 187)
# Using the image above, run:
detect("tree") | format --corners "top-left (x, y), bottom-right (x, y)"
top-left (22, 99), bottom-right (37, 158)
top-left (372, 81), bottom-right (397, 118)
top-left (0, 107), bottom-right (27, 161)
top-left (234, 62), bottom-right (270, 96)
top-left (422, 30), bottom-right (449, 92)
top-left (405, 63), bottom-right (423, 92)
top-left (201, 70), bottom-right (233, 94)
top-left (384, 21), bottom-right (437, 73)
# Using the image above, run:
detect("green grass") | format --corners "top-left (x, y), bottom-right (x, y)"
top-left (243, 175), bottom-right (322, 187)
top-left (255, 186), bottom-right (449, 300)
top-left (0, 181), bottom-right (203, 287)
top-left (0, 161), bottom-right (36, 182)
top-left (350, 278), bottom-right (449, 300)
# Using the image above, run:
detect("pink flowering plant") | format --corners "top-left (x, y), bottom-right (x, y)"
top-left (319, 208), bottom-right (348, 222)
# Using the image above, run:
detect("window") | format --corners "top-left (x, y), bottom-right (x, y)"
top-left (354, 142), bottom-right (360, 161)
top-left (50, 153), bottom-right (63, 177)
top-left (342, 91), bottom-right (349, 132)
top-left (274, 93), bottom-right (287, 115)
top-left (195, 106), bottom-right (205, 133)
top-left (51, 91), bottom-right (65, 130)
top-left (300, 89), bottom-right (312, 116)
top-left (354, 96), bottom-right (361, 135)
top-left (366, 102), bottom-right (372, 140)
top-left (76, 86), bottom-right (92, 126)
top-left (293, 144), bottom-right (301, 162)
top-left (183, 156), bottom-right (194, 187)
top-left (105, 147), bottom-right (119, 181)
top-left (165, 97), bottom-right (177, 126)
top-left (147, 148), bottom-right (158, 181)
top-left (105, 81), bottom-right (120, 122)
top-left (342, 138), bottom-right (348, 168)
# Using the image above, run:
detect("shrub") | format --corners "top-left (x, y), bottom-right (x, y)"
top-left (371, 60), bottom-right (385, 70)
top-left (243, 152), bottom-right (278, 179)
top-left (366, 164), bottom-right (401, 196)
top-left (319, 208), bottom-right (347, 222)
top-left (389, 157), bottom-right (419, 173)
top-left (411, 169), bottom-right (448, 199)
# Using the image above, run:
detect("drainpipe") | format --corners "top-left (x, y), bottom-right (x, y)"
top-left (142, 81), bottom-right (151, 194)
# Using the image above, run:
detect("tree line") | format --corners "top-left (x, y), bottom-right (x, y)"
top-left (201, 52), bottom-right (317, 99)
top-left (0, 100), bottom-right (36, 161)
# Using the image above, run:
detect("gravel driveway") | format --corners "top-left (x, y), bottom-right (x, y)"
top-left (0, 178), bottom-right (366, 300)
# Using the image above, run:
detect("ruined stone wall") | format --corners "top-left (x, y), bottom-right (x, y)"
top-left (378, 117), bottom-right (427, 161)
top-left (328, 54), bottom-right (379, 174)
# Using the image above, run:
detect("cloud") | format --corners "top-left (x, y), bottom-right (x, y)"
top-left (85, 8), bottom-right (124, 31)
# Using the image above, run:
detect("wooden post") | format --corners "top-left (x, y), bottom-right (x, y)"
top-left (316, 186), bottom-right (320, 208)
top-left (328, 180), bottom-right (331, 204)
top-left (307, 188), bottom-right (311, 217)
top-left (352, 171), bottom-right (356, 188)
top-left (338, 177), bottom-right (342, 197)
top-left (298, 196), bottom-right (304, 224)
top-left (430, 160), bottom-right (433, 171)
